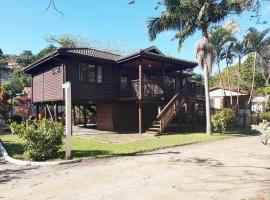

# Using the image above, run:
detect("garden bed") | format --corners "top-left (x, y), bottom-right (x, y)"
top-left (0, 128), bottom-right (257, 161)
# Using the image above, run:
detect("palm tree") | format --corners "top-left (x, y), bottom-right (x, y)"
top-left (245, 27), bottom-right (270, 105)
top-left (210, 26), bottom-right (237, 98)
top-left (147, 0), bottom-right (254, 135)
top-left (232, 41), bottom-right (249, 112)
top-left (221, 42), bottom-right (236, 106)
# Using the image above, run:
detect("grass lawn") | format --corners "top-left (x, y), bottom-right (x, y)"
top-left (0, 128), bottom-right (258, 160)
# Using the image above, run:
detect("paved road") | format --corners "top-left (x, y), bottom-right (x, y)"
top-left (1, 136), bottom-right (270, 200)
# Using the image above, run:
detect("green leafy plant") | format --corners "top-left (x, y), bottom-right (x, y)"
top-left (11, 119), bottom-right (64, 161)
top-left (212, 108), bottom-right (235, 134)
top-left (258, 112), bottom-right (270, 122)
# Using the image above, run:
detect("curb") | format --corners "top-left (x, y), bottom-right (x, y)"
top-left (0, 141), bottom-right (81, 166)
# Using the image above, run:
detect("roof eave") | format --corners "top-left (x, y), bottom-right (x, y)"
top-left (24, 50), bottom-right (60, 73)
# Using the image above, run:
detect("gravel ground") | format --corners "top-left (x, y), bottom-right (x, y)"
top-left (0, 136), bottom-right (270, 200)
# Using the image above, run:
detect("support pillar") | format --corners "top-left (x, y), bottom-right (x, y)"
top-left (36, 104), bottom-right (40, 120)
top-left (138, 63), bottom-right (143, 134)
top-left (139, 103), bottom-right (142, 134)
top-left (54, 104), bottom-right (58, 122)
top-left (83, 106), bottom-right (87, 127)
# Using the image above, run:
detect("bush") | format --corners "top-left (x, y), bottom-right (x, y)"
top-left (212, 108), bottom-right (235, 134)
top-left (10, 114), bottom-right (22, 124)
top-left (252, 120), bottom-right (270, 146)
top-left (10, 122), bottom-right (24, 135)
top-left (11, 119), bottom-right (64, 161)
top-left (258, 112), bottom-right (270, 122)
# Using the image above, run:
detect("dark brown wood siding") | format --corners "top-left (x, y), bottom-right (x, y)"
top-left (32, 61), bottom-right (64, 103)
top-left (65, 57), bottom-right (119, 102)
top-left (96, 104), bottom-right (114, 131)
top-left (32, 73), bottom-right (44, 103)
top-left (112, 103), bottom-right (158, 132)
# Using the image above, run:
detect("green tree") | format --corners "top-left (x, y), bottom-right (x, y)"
top-left (3, 67), bottom-right (31, 94)
top-left (244, 27), bottom-right (270, 104)
top-left (0, 49), bottom-right (8, 89)
top-left (36, 45), bottom-right (57, 60)
top-left (210, 24), bottom-right (238, 99)
top-left (232, 40), bottom-right (249, 111)
top-left (16, 50), bottom-right (36, 67)
top-left (146, 0), bottom-right (255, 135)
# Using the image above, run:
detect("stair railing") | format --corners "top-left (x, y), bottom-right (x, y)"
top-left (156, 92), bottom-right (184, 134)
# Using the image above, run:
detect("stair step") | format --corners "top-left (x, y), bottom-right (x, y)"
top-left (146, 130), bottom-right (159, 134)
top-left (148, 127), bottom-right (160, 131)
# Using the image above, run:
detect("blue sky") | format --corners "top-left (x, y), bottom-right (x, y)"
top-left (0, 0), bottom-right (270, 73)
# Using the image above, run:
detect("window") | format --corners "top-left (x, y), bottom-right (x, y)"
top-left (79, 63), bottom-right (103, 83)
top-left (97, 66), bottom-right (103, 83)
top-left (79, 63), bottom-right (88, 82)
top-left (88, 64), bottom-right (96, 83)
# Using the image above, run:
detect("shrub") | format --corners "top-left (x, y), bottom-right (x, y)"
top-left (11, 119), bottom-right (64, 161)
top-left (10, 122), bottom-right (24, 135)
top-left (212, 108), bottom-right (235, 134)
top-left (252, 120), bottom-right (270, 146)
top-left (258, 112), bottom-right (270, 122)
top-left (10, 114), bottom-right (22, 124)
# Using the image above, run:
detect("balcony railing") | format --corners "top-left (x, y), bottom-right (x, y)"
top-left (120, 79), bottom-right (175, 98)
top-left (120, 79), bottom-right (204, 99)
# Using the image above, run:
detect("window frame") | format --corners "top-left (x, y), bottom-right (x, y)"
top-left (79, 63), bottom-right (103, 84)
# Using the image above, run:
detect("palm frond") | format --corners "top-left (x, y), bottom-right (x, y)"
top-left (147, 11), bottom-right (183, 41)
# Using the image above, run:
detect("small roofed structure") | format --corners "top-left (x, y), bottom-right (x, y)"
top-left (209, 86), bottom-right (249, 110)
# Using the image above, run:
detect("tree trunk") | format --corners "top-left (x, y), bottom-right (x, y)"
top-left (202, 27), bottom-right (212, 135)
top-left (226, 58), bottom-right (233, 107)
top-left (217, 61), bottom-right (226, 97)
top-left (248, 52), bottom-right (257, 105)
top-left (236, 56), bottom-right (241, 113)
top-left (204, 60), bottom-right (212, 135)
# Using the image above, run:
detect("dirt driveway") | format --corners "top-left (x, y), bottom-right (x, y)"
top-left (1, 136), bottom-right (270, 200)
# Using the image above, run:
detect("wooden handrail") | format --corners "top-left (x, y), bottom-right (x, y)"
top-left (156, 92), bottom-right (182, 119)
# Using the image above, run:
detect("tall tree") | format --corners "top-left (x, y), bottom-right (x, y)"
top-left (146, 0), bottom-right (254, 135)
top-left (245, 27), bottom-right (270, 104)
top-left (221, 42), bottom-right (236, 106)
top-left (210, 25), bottom-right (237, 98)
top-left (0, 49), bottom-right (8, 90)
top-left (232, 40), bottom-right (249, 111)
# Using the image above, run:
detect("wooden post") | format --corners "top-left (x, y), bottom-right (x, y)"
top-left (44, 105), bottom-right (47, 119)
top-left (83, 106), bottom-right (87, 127)
top-left (161, 63), bottom-right (165, 92)
top-left (138, 63), bottom-right (143, 134)
top-left (72, 105), bottom-right (76, 125)
top-left (36, 104), bottom-right (39, 120)
top-left (179, 70), bottom-right (183, 89)
top-left (54, 104), bottom-right (58, 122)
top-left (139, 103), bottom-right (142, 134)
top-left (139, 64), bottom-right (143, 100)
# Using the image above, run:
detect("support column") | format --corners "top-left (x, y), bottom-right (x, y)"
top-left (161, 63), bottom-right (165, 92)
top-left (139, 103), bottom-right (142, 134)
top-left (72, 105), bottom-right (76, 125)
top-left (83, 106), bottom-right (87, 127)
top-left (54, 104), bottom-right (58, 122)
top-left (138, 63), bottom-right (143, 134)
top-left (139, 64), bottom-right (143, 99)
top-left (36, 104), bottom-right (40, 120)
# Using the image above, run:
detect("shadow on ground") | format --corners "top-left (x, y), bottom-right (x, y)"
top-left (0, 160), bottom-right (38, 184)
top-left (71, 150), bottom-right (112, 158)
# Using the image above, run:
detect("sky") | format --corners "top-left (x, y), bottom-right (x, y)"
top-left (0, 0), bottom-right (270, 74)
